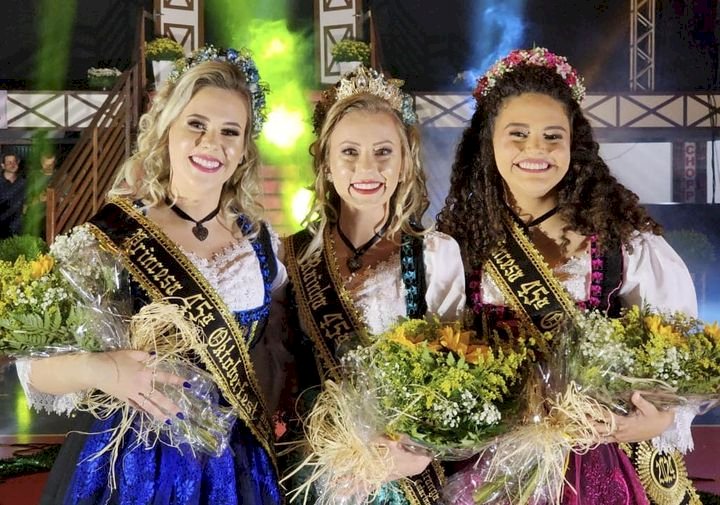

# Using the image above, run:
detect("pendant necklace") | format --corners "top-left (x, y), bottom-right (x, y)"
top-left (167, 201), bottom-right (221, 241)
top-left (336, 219), bottom-right (391, 273)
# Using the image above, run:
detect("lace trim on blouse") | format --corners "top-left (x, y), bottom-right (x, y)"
top-left (181, 238), bottom-right (267, 312)
top-left (349, 251), bottom-right (405, 337)
top-left (480, 252), bottom-right (591, 304)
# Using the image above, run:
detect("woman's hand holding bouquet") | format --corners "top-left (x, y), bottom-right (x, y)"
top-left (284, 318), bottom-right (529, 504)
top-left (444, 306), bottom-right (720, 504)
top-left (0, 228), bottom-right (236, 463)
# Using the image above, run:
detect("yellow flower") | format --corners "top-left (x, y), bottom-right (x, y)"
top-left (644, 315), bottom-right (685, 348)
top-left (388, 326), bottom-right (418, 349)
top-left (704, 321), bottom-right (720, 344)
top-left (464, 345), bottom-right (490, 365)
top-left (29, 255), bottom-right (54, 279)
top-left (437, 326), bottom-right (488, 364)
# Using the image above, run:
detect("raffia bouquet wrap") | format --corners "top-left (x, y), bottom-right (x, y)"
top-left (283, 318), bottom-right (529, 504)
top-left (0, 227), bottom-right (236, 480)
top-left (443, 306), bottom-right (720, 504)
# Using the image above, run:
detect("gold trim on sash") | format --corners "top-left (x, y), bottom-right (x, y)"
top-left (484, 220), bottom-right (579, 338)
top-left (283, 228), bottom-right (367, 382)
top-left (87, 198), bottom-right (275, 464)
top-left (399, 460), bottom-right (446, 505)
top-left (284, 228), bottom-right (445, 505)
top-left (487, 220), bottom-right (699, 505)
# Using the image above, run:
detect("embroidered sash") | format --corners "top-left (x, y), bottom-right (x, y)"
top-left (88, 198), bottom-right (276, 465)
top-left (484, 219), bottom-right (579, 338)
top-left (284, 228), bottom-right (444, 505)
top-left (284, 228), bottom-right (366, 383)
top-left (486, 220), bottom-right (699, 505)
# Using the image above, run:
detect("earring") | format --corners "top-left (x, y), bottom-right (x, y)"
top-left (325, 171), bottom-right (333, 183)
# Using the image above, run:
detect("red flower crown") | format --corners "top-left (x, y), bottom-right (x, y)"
top-left (472, 47), bottom-right (586, 103)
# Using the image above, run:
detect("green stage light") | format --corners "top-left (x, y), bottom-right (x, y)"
top-left (15, 383), bottom-right (31, 442)
top-left (207, 1), bottom-right (315, 232)
top-left (290, 187), bottom-right (314, 228)
top-left (264, 106), bottom-right (305, 150)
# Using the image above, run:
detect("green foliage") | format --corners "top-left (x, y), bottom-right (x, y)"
top-left (0, 235), bottom-right (48, 262)
top-left (146, 37), bottom-right (185, 61)
top-left (344, 319), bottom-right (528, 453)
top-left (0, 306), bottom-right (74, 351)
top-left (331, 38), bottom-right (371, 65)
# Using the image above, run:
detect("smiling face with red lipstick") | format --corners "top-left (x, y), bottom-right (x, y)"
top-left (327, 109), bottom-right (403, 215)
top-left (167, 86), bottom-right (249, 199)
top-left (492, 92), bottom-right (571, 210)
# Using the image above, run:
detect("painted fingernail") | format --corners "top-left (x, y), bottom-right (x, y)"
top-left (176, 412), bottom-right (185, 420)
top-left (164, 419), bottom-right (172, 425)
top-left (183, 381), bottom-right (192, 389)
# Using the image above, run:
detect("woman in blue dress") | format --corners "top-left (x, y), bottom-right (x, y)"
top-left (15, 47), bottom-right (287, 505)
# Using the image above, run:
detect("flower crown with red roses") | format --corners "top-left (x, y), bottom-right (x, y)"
top-left (472, 47), bottom-right (586, 103)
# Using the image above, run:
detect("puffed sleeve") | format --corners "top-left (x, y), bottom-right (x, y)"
top-left (618, 232), bottom-right (698, 317)
top-left (619, 233), bottom-right (700, 453)
top-left (423, 231), bottom-right (466, 321)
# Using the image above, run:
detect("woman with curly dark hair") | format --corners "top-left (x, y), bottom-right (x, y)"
top-left (437, 48), bottom-right (698, 505)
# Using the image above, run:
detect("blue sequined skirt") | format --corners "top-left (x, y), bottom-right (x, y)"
top-left (40, 412), bottom-right (282, 505)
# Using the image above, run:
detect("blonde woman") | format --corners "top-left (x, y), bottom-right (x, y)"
top-left (282, 66), bottom-right (465, 504)
top-left (17, 47), bottom-right (287, 505)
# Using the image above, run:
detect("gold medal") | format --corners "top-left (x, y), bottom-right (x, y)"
top-left (620, 441), bottom-right (701, 505)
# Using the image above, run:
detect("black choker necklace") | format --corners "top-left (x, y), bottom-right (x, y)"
top-left (336, 219), bottom-right (391, 273)
top-left (167, 200), bottom-right (221, 241)
top-left (507, 204), bottom-right (559, 231)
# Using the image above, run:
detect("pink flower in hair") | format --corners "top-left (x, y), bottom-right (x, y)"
top-left (472, 47), bottom-right (586, 103)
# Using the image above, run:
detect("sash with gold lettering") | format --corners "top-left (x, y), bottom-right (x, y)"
top-left (485, 220), bottom-right (700, 505)
top-left (284, 227), bottom-right (445, 505)
top-left (87, 197), bottom-right (276, 467)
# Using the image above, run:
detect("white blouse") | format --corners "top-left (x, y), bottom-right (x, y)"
top-left (349, 230), bottom-right (466, 335)
top-left (480, 232), bottom-right (698, 316)
top-left (479, 231), bottom-right (698, 453)
top-left (17, 225), bottom-right (286, 415)
top-left (182, 230), bottom-right (287, 311)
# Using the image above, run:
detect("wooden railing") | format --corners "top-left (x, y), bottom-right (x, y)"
top-left (45, 64), bottom-right (143, 243)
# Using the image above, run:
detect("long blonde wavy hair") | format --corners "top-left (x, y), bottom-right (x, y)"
top-left (109, 60), bottom-right (263, 235)
top-left (299, 93), bottom-right (429, 263)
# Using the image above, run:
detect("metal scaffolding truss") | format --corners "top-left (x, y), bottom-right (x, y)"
top-left (629, 0), bottom-right (656, 90)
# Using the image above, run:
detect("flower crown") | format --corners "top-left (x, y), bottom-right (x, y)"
top-left (473, 47), bottom-right (586, 103)
top-left (169, 45), bottom-right (268, 137)
top-left (313, 65), bottom-right (417, 134)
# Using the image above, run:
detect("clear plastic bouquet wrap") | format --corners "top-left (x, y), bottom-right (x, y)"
top-left (563, 306), bottom-right (720, 416)
top-left (443, 306), bottom-right (720, 505)
top-left (0, 227), bottom-right (236, 465)
top-left (284, 318), bottom-right (530, 504)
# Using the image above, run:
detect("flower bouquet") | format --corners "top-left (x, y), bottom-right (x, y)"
top-left (563, 306), bottom-right (720, 438)
top-left (444, 306), bottom-right (720, 504)
top-left (0, 227), bottom-right (236, 469)
top-left (284, 318), bottom-right (529, 504)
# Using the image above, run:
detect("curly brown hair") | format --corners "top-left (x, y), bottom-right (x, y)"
top-left (436, 64), bottom-right (661, 269)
